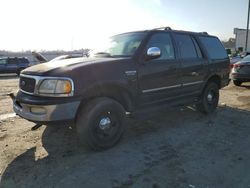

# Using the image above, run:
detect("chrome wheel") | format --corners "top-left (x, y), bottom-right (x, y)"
top-left (99, 116), bottom-right (111, 130)
top-left (196, 82), bottom-right (219, 114)
top-left (94, 111), bottom-right (120, 141)
top-left (207, 91), bottom-right (215, 104)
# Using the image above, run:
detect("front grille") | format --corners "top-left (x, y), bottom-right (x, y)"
top-left (19, 76), bottom-right (36, 93)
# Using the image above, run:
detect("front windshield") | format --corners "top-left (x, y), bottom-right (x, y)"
top-left (93, 32), bottom-right (146, 58)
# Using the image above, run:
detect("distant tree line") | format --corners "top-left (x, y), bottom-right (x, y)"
top-left (222, 38), bottom-right (235, 49)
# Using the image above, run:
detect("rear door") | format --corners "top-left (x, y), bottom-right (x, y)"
top-left (173, 33), bottom-right (208, 96)
top-left (137, 32), bottom-right (182, 105)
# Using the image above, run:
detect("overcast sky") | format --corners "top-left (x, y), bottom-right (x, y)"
top-left (0, 0), bottom-right (248, 51)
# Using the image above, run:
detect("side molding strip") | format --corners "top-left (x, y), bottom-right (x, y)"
top-left (142, 80), bottom-right (204, 93)
top-left (142, 84), bottom-right (181, 93)
top-left (182, 80), bottom-right (204, 86)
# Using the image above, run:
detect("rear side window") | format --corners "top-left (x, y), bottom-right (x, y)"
top-left (8, 59), bottom-right (16, 64)
top-left (174, 34), bottom-right (197, 59)
top-left (192, 38), bottom-right (203, 58)
top-left (18, 58), bottom-right (29, 64)
top-left (199, 36), bottom-right (228, 60)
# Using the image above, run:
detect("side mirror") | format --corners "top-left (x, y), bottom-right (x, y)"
top-left (146, 47), bottom-right (161, 60)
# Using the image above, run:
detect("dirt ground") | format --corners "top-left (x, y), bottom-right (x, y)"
top-left (0, 75), bottom-right (250, 188)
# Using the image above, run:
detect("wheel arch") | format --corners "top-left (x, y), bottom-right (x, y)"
top-left (76, 82), bottom-right (134, 117)
top-left (205, 74), bottom-right (221, 89)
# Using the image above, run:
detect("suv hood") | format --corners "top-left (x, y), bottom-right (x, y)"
top-left (22, 57), bottom-right (126, 76)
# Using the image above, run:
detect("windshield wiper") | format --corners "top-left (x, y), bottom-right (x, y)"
top-left (94, 52), bottom-right (112, 57)
top-left (112, 55), bottom-right (131, 58)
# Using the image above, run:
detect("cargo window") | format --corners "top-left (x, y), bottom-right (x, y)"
top-left (199, 36), bottom-right (228, 60)
top-left (146, 33), bottom-right (175, 60)
top-left (174, 34), bottom-right (197, 59)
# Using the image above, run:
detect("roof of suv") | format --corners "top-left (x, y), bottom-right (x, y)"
top-left (0, 57), bottom-right (28, 60)
top-left (116, 26), bottom-right (215, 38)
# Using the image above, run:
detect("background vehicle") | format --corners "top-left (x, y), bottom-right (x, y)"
top-left (0, 57), bottom-right (30, 75)
top-left (231, 55), bottom-right (250, 86)
top-left (230, 55), bottom-right (242, 71)
top-left (12, 27), bottom-right (230, 150)
top-left (31, 51), bottom-right (86, 64)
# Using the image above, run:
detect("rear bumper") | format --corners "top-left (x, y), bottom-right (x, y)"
top-left (12, 91), bottom-right (81, 124)
top-left (231, 73), bottom-right (250, 81)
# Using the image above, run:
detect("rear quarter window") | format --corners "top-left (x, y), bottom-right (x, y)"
top-left (199, 36), bottom-right (228, 60)
top-left (18, 58), bottom-right (29, 64)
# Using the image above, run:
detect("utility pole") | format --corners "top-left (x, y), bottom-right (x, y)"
top-left (245, 0), bottom-right (250, 53)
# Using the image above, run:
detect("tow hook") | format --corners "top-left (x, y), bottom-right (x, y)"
top-left (31, 124), bottom-right (43, 131)
top-left (7, 92), bottom-right (15, 100)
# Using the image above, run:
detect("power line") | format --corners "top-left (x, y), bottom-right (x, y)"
top-left (245, 0), bottom-right (250, 52)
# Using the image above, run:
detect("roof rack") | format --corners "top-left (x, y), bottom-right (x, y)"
top-left (153, 27), bottom-right (172, 31)
top-left (151, 27), bottom-right (209, 35)
top-left (199, 32), bottom-right (208, 35)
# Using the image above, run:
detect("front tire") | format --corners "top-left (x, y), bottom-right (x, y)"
top-left (233, 80), bottom-right (242, 86)
top-left (76, 97), bottom-right (126, 150)
top-left (196, 82), bottom-right (219, 114)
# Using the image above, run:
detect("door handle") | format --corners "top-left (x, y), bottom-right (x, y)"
top-left (191, 72), bottom-right (199, 76)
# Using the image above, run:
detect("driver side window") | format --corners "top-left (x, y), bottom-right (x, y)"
top-left (146, 33), bottom-right (175, 60)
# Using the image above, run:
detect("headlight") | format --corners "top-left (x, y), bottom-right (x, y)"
top-left (38, 79), bottom-right (73, 96)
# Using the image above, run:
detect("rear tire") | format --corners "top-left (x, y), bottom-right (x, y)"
top-left (76, 97), bottom-right (126, 150)
top-left (233, 80), bottom-right (242, 86)
top-left (196, 82), bottom-right (219, 114)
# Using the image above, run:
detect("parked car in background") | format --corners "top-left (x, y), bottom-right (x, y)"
top-left (31, 51), bottom-right (48, 63)
top-left (231, 55), bottom-right (250, 86)
top-left (0, 57), bottom-right (30, 75)
top-left (230, 55), bottom-right (242, 71)
top-left (31, 51), bottom-right (84, 64)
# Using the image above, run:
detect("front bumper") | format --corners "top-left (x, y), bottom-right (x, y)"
top-left (12, 92), bottom-right (80, 123)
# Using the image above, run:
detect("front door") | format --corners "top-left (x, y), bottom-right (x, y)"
top-left (0, 59), bottom-right (7, 73)
top-left (137, 32), bottom-right (181, 105)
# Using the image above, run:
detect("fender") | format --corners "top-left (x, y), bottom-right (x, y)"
top-left (79, 81), bottom-right (135, 112)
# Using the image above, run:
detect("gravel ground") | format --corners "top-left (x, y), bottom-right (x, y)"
top-left (0, 75), bottom-right (18, 115)
top-left (0, 76), bottom-right (250, 188)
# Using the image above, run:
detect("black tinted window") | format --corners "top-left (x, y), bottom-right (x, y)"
top-left (192, 38), bottom-right (203, 58)
top-left (8, 59), bottom-right (16, 64)
top-left (199, 36), bottom-right (228, 60)
top-left (147, 33), bottom-right (175, 60)
top-left (174, 34), bottom-right (197, 59)
top-left (18, 58), bottom-right (29, 64)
